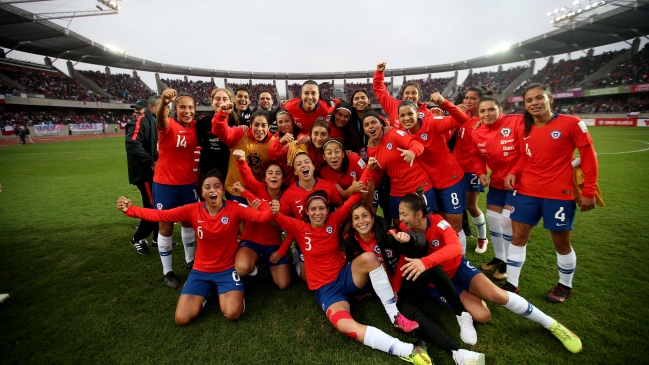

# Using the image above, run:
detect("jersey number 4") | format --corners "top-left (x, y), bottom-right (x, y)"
top-left (176, 135), bottom-right (187, 148)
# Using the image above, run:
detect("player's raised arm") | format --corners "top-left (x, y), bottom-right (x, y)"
top-left (156, 88), bottom-right (176, 130)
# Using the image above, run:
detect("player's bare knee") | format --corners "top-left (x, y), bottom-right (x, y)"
top-left (327, 309), bottom-right (358, 340)
top-left (234, 261), bottom-right (253, 276)
top-left (223, 307), bottom-right (243, 321)
top-left (174, 312), bottom-right (192, 326)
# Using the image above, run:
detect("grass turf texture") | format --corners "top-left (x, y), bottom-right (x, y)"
top-left (0, 127), bottom-right (647, 365)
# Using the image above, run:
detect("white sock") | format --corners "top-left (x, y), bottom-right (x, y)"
top-left (557, 250), bottom-right (576, 288)
top-left (249, 266), bottom-right (258, 277)
top-left (501, 209), bottom-right (513, 246)
top-left (506, 245), bottom-right (526, 287)
top-left (157, 234), bottom-right (173, 275)
top-left (503, 292), bottom-right (554, 329)
top-left (181, 226), bottom-right (196, 264)
top-left (364, 326), bottom-right (414, 357)
top-left (458, 230), bottom-right (466, 255)
top-left (369, 266), bottom-right (399, 322)
top-left (471, 211), bottom-right (487, 240)
top-left (295, 262), bottom-right (301, 277)
top-left (486, 209), bottom-right (505, 261)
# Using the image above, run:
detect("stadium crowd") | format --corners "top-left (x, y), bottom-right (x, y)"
top-left (289, 82), bottom-right (334, 99)
top-left (0, 65), bottom-right (99, 101)
top-left (80, 70), bottom-right (153, 103)
top-left (587, 44), bottom-right (649, 87)
top-left (407, 77), bottom-right (453, 98)
top-left (0, 109), bottom-right (131, 125)
top-left (459, 66), bottom-right (527, 95)
top-left (161, 79), bottom-right (215, 106)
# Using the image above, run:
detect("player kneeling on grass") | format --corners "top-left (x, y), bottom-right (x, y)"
top-left (266, 184), bottom-right (432, 364)
top-left (117, 169), bottom-right (273, 325)
top-left (397, 189), bottom-right (583, 354)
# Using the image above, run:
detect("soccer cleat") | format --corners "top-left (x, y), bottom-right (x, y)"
top-left (452, 349), bottom-right (485, 365)
top-left (183, 260), bottom-right (194, 270)
top-left (500, 282), bottom-right (519, 294)
top-left (130, 238), bottom-right (151, 256)
top-left (480, 257), bottom-right (504, 271)
top-left (401, 341), bottom-right (432, 365)
top-left (548, 320), bottom-right (582, 353)
top-left (546, 284), bottom-right (572, 303)
top-left (394, 312), bottom-right (420, 333)
top-left (474, 239), bottom-right (488, 254)
top-left (456, 312), bottom-right (478, 345)
top-left (164, 271), bottom-right (180, 289)
top-left (492, 264), bottom-right (507, 281)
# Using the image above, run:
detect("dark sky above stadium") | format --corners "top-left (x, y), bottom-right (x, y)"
top-left (8, 0), bottom-right (641, 91)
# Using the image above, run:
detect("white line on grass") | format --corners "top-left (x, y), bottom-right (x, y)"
top-left (598, 140), bottom-right (649, 155)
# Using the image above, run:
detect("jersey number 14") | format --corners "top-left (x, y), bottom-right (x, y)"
top-left (176, 135), bottom-right (187, 148)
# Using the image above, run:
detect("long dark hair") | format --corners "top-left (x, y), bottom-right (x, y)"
top-left (522, 83), bottom-right (552, 136)
top-left (198, 168), bottom-right (224, 199)
top-left (323, 138), bottom-right (350, 173)
top-left (400, 186), bottom-right (428, 216)
top-left (399, 81), bottom-right (422, 102)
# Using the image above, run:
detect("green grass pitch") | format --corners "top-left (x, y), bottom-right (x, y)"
top-left (0, 126), bottom-right (648, 364)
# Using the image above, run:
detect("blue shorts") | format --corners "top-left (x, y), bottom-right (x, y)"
top-left (152, 182), bottom-right (198, 210)
top-left (315, 263), bottom-right (368, 313)
top-left (510, 193), bottom-right (576, 231)
top-left (239, 240), bottom-right (289, 267)
top-left (486, 187), bottom-right (515, 208)
top-left (181, 267), bottom-right (244, 298)
top-left (435, 179), bottom-right (466, 214)
top-left (389, 187), bottom-right (437, 218)
top-left (428, 258), bottom-right (481, 307)
top-left (463, 173), bottom-right (485, 193)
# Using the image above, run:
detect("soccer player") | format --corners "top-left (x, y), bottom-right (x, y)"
top-left (348, 89), bottom-right (371, 158)
top-left (269, 119), bottom-right (331, 175)
top-left (328, 101), bottom-right (352, 143)
top-left (211, 102), bottom-right (275, 203)
top-left (454, 86), bottom-right (490, 254)
top-left (280, 80), bottom-right (339, 132)
top-left (267, 186), bottom-right (432, 364)
top-left (268, 108), bottom-right (304, 188)
top-left (362, 111), bottom-right (435, 228)
top-left (398, 190), bottom-right (583, 354)
top-left (116, 169), bottom-right (273, 325)
top-left (230, 149), bottom-right (290, 289)
top-left (320, 138), bottom-right (374, 206)
top-left (471, 93), bottom-right (523, 281)
top-left (344, 203), bottom-right (485, 365)
top-left (503, 84), bottom-right (598, 303)
top-left (396, 95), bottom-right (470, 253)
top-left (153, 89), bottom-right (200, 288)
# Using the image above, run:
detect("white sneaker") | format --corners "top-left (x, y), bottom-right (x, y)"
top-left (0, 293), bottom-right (9, 303)
top-left (452, 349), bottom-right (485, 365)
top-left (475, 238), bottom-right (488, 254)
top-left (456, 312), bottom-right (478, 345)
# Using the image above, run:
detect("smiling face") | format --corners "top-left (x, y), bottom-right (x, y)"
top-left (276, 113), bottom-right (294, 135)
top-left (463, 91), bottom-right (480, 116)
top-left (307, 198), bottom-right (328, 228)
top-left (301, 84), bottom-right (319, 112)
top-left (352, 205), bottom-right (374, 237)
top-left (524, 87), bottom-right (553, 118)
top-left (478, 100), bottom-right (501, 126)
top-left (398, 104), bottom-right (418, 130)
top-left (258, 92), bottom-right (273, 110)
top-left (293, 153), bottom-right (315, 182)
top-left (211, 90), bottom-right (230, 112)
top-left (362, 116), bottom-right (383, 142)
top-left (175, 96), bottom-right (195, 124)
top-left (324, 142), bottom-right (344, 171)
top-left (402, 85), bottom-right (420, 103)
top-left (311, 125), bottom-right (329, 149)
top-left (251, 116), bottom-right (269, 142)
top-left (398, 201), bottom-right (422, 229)
top-left (264, 164), bottom-right (283, 189)
top-left (352, 91), bottom-right (369, 111)
top-left (235, 90), bottom-right (250, 112)
top-left (201, 176), bottom-right (224, 208)
top-left (333, 109), bottom-right (351, 129)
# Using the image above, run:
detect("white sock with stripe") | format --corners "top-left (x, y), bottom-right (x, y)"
top-left (458, 229), bottom-right (466, 255)
top-left (181, 226), bottom-right (196, 264)
top-left (363, 326), bottom-right (414, 357)
top-left (506, 245), bottom-right (526, 287)
top-left (471, 211), bottom-right (487, 240)
top-left (157, 234), bottom-right (173, 275)
top-left (557, 250), bottom-right (576, 288)
top-left (486, 209), bottom-right (505, 261)
top-left (503, 292), bottom-right (554, 329)
top-left (369, 266), bottom-right (399, 322)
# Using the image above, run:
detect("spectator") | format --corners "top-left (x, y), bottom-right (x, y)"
top-left (80, 70), bottom-right (154, 103)
top-left (0, 64), bottom-right (99, 102)
top-left (588, 44), bottom-right (649, 87)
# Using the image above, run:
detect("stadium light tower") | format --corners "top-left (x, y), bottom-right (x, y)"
top-left (546, 0), bottom-right (636, 27)
top-left (14, 0), bottom-right (123, 20)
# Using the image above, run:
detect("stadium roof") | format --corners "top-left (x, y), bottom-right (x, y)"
top-left (1, 1), bottom-right (649, 80)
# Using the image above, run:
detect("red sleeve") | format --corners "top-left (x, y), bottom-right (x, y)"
top-left (236, 159), bottom-right (266, 193)
top-left (395, 131), bottom-right (424, 156)
top-left (276, 231), bottom-right (294, 257)
top-left (577, 144), bottom-right (598, 199)
top-left (211, 111), bottom-right (244, 148)
top-left (268, 138), bottom-right (289, 164)
top-left (125, 204), bottom-right (193, 223)
top-left (390, 255), bottom-right (407, 292)
top-left (241, 189), bottom-right (271, 211)
top-left (373, 71), bottom-right (399, 127)
top-left (420, 221), bottom-right (463, 270)
top-left (432, 100), bottom-right (468, 133)
top-left (329, 167), bottom-right (372, 224)
top-left (236, 203), bottom-right (273, 224)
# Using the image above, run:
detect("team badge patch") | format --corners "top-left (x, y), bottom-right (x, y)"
top-left (156, 203), bottom-right (163, 210)
top-left (421, 133), bottom-right (428, 141)
top-left (386, 143), bottom-right (393, 150)
top-left (385, 248), bottom-right (394, 259)
top-left (326, 226), bottom-right (333, 234)
top-left (551, 130), bottom-right (562, 140)
top-left (221, 216), bottom-right (230, 224)
top-left (350, 171), bottom-right (357, 178)
top-left (431, 240), bottom-right (440, 247)
top-left (500, 127), bottom-right (511, 137)
top-left (418, 112), bottom-right (425, 118)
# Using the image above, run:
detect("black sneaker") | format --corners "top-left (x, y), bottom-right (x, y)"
top-left (546, 284), bottom-right (572, 303)
top-left (183, 260), bottom-right (194, 270)
top-left (130, 238), bottom-right (151, 256)
top-left (500, 282), bottom-right (519, 294)
top-left (164, 271), bottom-right (181, 289)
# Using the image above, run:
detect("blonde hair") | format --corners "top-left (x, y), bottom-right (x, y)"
top-left (211, 88), bottom-right (233, 102)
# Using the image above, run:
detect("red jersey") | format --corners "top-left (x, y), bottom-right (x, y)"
top-left (154, 118), bottom-right (198, 185)
top-left (355, 231), bottom-right (407, 292)
top-left (399, 214), bottom-right (463, 280)
top-left (403, 100), bottom-right (466, 189)
top-left (279, 178), bottom-right (342, 219)
top-left (373, 71), bottom-right (432, 128)
top-left (236, 160), bottom-right (282, 246)
top-left (471, 114), bottom-right (523, 190)
top-left (319, 152), bottom-right (367, 190)
top-left (366, 129), bottom-right (433, 197)
top-left (280, 98), bottom-right (339, 132)
top-left (125, 202), bottom-right (272, 272)
top-left (509, 114), bottom-right (597, 201)
top-left (268, 137), bottom-right (296, 188)
top-left (452, 114), bottom-right (481, 173)
top-left (329, 124), bottom-right (345, 142)
top-left (273, 192), bottom-right (363, 290)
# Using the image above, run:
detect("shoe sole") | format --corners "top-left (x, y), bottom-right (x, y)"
top-left (394, 324), bottom-right (420, 333)
top-left (165, 281), bottom-right (180, 289)
top-left (492, 272), bottom-right (507, 281)
top-left (480, 263), bottom-right (501, 271)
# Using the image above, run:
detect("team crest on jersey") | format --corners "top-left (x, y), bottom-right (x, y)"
top-left (156, 203), bottom-right (163, 210)
top-left (317, 116), bottom-right (324, 121)
top-left (244, 113), bottom-right (250, 119)
top-left (551, 130), bottom-right (562, 140)
top-left (385, 248), bottom-right (394, 259)
top-left (221, 216), bottom-right (230, 225)
top-left (500, 127), bottom-right (512, 137)
top-left (350, 171), bottom-right (357, 178)
top-left (431, 240), bottom-right (440, 247)
top-left (386, 143), bottom-right (393, 150)
top-left (374, 245), bottom-right (381, 255)
top-left (418, 112), bottom-right (425, 118)
top-left (421, 133), bottom-right (429, 141)
top-left (326, 226), bottom-right (333, 234)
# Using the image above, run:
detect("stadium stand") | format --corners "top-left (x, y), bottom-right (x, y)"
top-left (288, 82), bottom-right (334, 100)
top-left (459, 66), bottom-right (528, 94)
top-left (405, 77), bottom-right (453, 98)
top-left (344, 82), bottom-right (390, 104)
top-left (507, 95), bottom-right (649, 115)
top-left (79, 70), bottom-right (153, 103)
top-left (587, 44), bottom-right (649, 87)
top-left (160, 78), bottom-right (215, 106)
top-left (0, 63), bottom-right (99, 101)
top-left (0, 108), bottom-right (132, 125)
top-left (227, 83), bottom-right (280, 106)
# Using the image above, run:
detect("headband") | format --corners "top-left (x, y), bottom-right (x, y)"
top-left (306, 195), bottom-right (328, 207)
top-left (335, 107), bottom-right (352, 114)
top-left (323, 138), bottom-right (344, 149)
